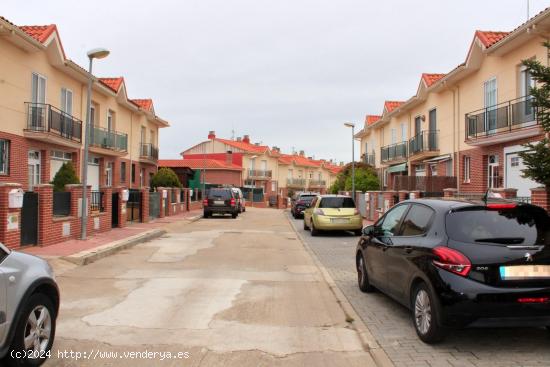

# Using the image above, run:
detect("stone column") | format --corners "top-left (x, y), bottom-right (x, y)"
top-left (0, 183), bottom-right (23, 249)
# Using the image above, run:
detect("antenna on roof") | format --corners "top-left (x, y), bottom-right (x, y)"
top-left (231, 128), bottom-right (235, 140)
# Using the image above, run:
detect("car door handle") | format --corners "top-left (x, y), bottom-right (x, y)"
top-left (404, 246), bottom-right (413, 254)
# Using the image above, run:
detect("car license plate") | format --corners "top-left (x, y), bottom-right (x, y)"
top-left (214, 200), bottom-right (225, 205)
top-left (500, 265), bottom-right (550, 280)
top-left (331, 218), bottom-right (349, 224)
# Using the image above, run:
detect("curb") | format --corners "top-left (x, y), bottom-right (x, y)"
top-left (62, 229), bottom-right (167, 266)
top-left (285, 212), bottom-right (394, 367)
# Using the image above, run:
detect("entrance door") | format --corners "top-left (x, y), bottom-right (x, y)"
top-left (111, 192), bottom-right (119, 228)
top-left (87, 157), bottom-right (100, 191)
top-left (484, 78), bottom-right (498, 133)
top-left (506, 152), bottom-right (537, 197)
top-left (488, 155), bottom-right (500, 189)
top-left (28, 150), bottom-right (41, 191)
top-left (21, 192), bottom-right (38, 246)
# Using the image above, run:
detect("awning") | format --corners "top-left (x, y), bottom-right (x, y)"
top-left (424, 154), bottom-right (452, 164)
top-left (387, 163), bottom-right (408, 173)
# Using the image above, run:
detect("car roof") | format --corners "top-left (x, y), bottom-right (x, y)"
top-left (318, 194), bottom-right (352, 198)
top-left (399, 197), bottom-right (533, 212)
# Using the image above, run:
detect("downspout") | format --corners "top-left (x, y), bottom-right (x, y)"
top-left (452, 86), bottom-right (458, 192)
top-left (129, 112), bottom-right (133, 189)
top-left (456, 85), bottom-right (461, 192)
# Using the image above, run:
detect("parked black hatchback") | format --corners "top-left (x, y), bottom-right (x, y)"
top-left (356, 198), bottom-right (550, 343)
top-left (203, 188), bottom-right (239, 218)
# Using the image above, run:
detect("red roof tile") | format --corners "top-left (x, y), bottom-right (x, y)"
top-left (215, 138), bottom-right (269, 154)
top-left (99, 77), bottom-right (124, 93)
top-left (159, 159), bottom-right (242, 170)
top-left (277, 154), bottom-right (318, 168)
top-left (365, 115), bottom-right (381, 125)
top-left (19, 24), bottom-right (57, 43)
top-left (384, 101), bottom-right (404, 113)
top-left (132, 99), bottom-right (153, 111)
top-left (422, 73), bottom-right (446, 87)
top-left (475, 30), bottom-right (510, 48)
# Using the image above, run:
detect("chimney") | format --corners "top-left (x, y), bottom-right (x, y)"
top-left (226, 150), bottom-right (233, 165)
top-left (339, 161), bottom-right (344, 166)
top-left (243, 135), bottom-right (250, 144)
top-left (272, 146), bottom-right (280, 153)
top-left (254, 143), bottom-right (260, 146)
top-left (299, 150), bottom-right (305, 156)
top-left (208, 130), bottom-right (216, 139)
top-left (307, 156), bottom-right (312, 160)
top-left (236, 137), bottom-right (242, 142)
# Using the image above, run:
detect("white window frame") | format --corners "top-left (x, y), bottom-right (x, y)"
top-left (28, 150), bottom-right (41, 191)
top-left (31, 72), bottom-right (47, 104)
top-left (61, 88), bottom-right (73, 115)
top-left (107, 110), bottom-right (114, 132)
top-left (463, 156), bottom-right (470, 183)
top-left (106, 162), bottom-right (113, 187)
top-left (0, 139), bottom-right (9, 175)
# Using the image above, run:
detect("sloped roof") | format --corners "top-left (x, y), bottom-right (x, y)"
top-left (131, 99), bottom-right (154, 111)
top-left (366, 115), bottom-right (381, 125)
top-left (159, 159), bottom-right (242, 170)
top-left (475, 30), bottom-right (510, 48)
top-left (384, 101), bottom-right (404, 113)
top-left (99, 77), bottom-right (124, 93)
top-left (277, 154), bottom-right (319, 168)
top-left (215, 138), bottom-right (269, 154)
top-left (422, 73), bottom-right (446, 87)
top-left (19, 24), bottom-right (57, 43)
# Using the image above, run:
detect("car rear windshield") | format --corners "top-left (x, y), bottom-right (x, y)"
top-left (208, 189), bottom-right (232, 200)
top-left (319, 197), bottom-right (355, 208)
top-left (446, 205), bottom-right (550, 246)
top-left (299, 196), bottom-right (315, 202)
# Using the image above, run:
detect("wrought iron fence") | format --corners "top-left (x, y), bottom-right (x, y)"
top-left (25, 102), bottom-right (82, 142)
top-left (90, 191), bottom-right (104, 212)
top-left (53, 191), bottom-right (71, 216)
top-left (409, 130), bottom-right (438, 155)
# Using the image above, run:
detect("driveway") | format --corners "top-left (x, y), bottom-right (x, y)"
top-left (45, 208), bottom-right (376, 366)
top-left (288, 213), bottom-right (550, 367)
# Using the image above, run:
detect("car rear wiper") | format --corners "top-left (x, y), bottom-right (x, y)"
top-left (474, 237), bottom-right (524, 244)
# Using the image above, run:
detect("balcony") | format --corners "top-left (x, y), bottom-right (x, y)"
top-left (287, 178), bottom-right (306, 188)
top-left (381, 142), bottom-right (407, 163)
top-left (24, 102), bottom-right (82, 148)
top-left (465, 96), bottom-right (541, 146)
top-left (248, 169), bottom-right (272, 180)
top-left (308, 179), bottom-right (326, 188)
top-left (140, 143), bottom-right (159, 163)
top-left (89, 126), bottom-right (128, 156)
top-left (408, 130), bottom-right (439, 161)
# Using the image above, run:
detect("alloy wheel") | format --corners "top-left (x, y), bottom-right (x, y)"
top-left (358, 257), bottom-right (365, 285)
top-left (414, 289), bottom-right (432, 335)
top-left (24, 305), bottom-right (52, 355)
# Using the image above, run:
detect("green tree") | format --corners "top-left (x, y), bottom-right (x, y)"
top-left (51, 161), bottom-right (80, 192)
top-left (151, 167), bottom-right (182, 189)
top-left (519, 42), bottom-right (550, 189)
top-left (329, 162), bottom-right (379, 193)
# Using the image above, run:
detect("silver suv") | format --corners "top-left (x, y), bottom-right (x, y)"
top-left (0, 242), bottom-right (59, 366)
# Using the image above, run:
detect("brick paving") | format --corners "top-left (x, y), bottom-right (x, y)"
top-left (22, 210), bottom-right (202, 257)
top-left (288, 213), bottom-right (550, 367)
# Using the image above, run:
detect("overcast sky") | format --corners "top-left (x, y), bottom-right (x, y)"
top-left (3, 0), bottom-right (548, 162)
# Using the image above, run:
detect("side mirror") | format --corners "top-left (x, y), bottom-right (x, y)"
top-left (362, 225), bottom-right (375, 237)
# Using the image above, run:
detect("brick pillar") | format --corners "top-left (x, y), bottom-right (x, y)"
top-left (409, 190), bottom-right (421, 200)
top-left (34, 184), bottom-right (54, 246)
top-left (443, 188), bottom-right (457, 198)
top-left (140, 187), bottom-right (150, 223)
top-left (493, 188), bottom-right (517, 199)
top-left (382, 190), bottom-right (397, 212)
top-left (181, 188), bottom-right (189, 212)
top-left (158, 188), bottom-right (166, 218)
top-left (531, 187), bottom-right (550, 212)
top-left (398, 190), bottom-right (409, 202)
top-left (99, 186), bottom-right (112, 232)
top-left (116, 187), bottom-right (127, 228)
top-left (0, 183), bottom-right (23, 249)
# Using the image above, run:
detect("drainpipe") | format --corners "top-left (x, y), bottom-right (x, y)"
top-left (455, 85), bottom-right (461, 192)
top-left (129, 112), bottom-right (133, 189)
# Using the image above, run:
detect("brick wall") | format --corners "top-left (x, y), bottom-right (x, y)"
top-left (202, 170), bottom-right (242, 187)
top-left (0, 183), bottom-right (23, 249)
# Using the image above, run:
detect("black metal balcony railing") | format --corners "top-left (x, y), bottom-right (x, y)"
top-left (381, 142), bottom-right (408, 162)
top-left (409, 130), bottom-right (439, 155)
top-left (90, 191), bottom-right (105, 212)
top-left (25, 102), bottom-right (82, 142)
top-left (465, 96), bottom-right (538, 140)
top-left (287, 178), bottom-right (306, 187)
top-left (248, 169), bottom-right (272, 178)
top-left (90, 126), bottom-right (128, 152)
top-left (140, 143), bottom-right (159, 160)
top-left (308, 179), bottom-right (326, 187)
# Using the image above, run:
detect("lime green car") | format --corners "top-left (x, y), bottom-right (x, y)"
top-left (303, 195), bottom-right (363, 236)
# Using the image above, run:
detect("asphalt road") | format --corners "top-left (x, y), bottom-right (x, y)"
top-left (287, 212), bottom-right (550, 367)
top-left (44, 208), bottom-right (376, 366)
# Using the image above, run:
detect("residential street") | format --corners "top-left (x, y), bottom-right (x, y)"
top-left (45, 208), bottom-right (376, 366)
top-left (288, 213), bottom-right (550, 367)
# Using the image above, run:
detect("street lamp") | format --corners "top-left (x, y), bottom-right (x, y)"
top-left (80, 48), bottom-right (110, 240)
top-left (344, 122), bottom-right (356, 200)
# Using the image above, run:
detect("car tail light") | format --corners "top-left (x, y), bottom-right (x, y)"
top-left (486, 203), bottom-right (517, 209)
top-left (202, 199), bottom-right (208, 206)
top-left (432, 246), bottom-right (471, 277)
top-left (230, 198), bottom-right (236, 206)
top-left (314, 209), bottom-right (325, 215)
top-left (297, 200), bottom-right (304, 205)
top-left (517, 297), bottom-right (550, 304)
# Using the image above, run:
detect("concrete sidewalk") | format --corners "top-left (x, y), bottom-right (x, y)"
top-left (23, 210), bottom-right (202, 258)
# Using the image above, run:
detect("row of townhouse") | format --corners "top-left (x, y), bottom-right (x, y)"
top-left (356, 8), bottom-right (550, 199)
top-left (179, 131), bottom-right (342, 198)
top-left (0, 19), bottom-right (168, 192)
top-left (0, 17), bottom-right (170, 248)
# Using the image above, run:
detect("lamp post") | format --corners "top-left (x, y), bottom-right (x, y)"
top-left (80, 48), bottom-right (110, 240)
top-left (344, 122), bottom-right (356, 200)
